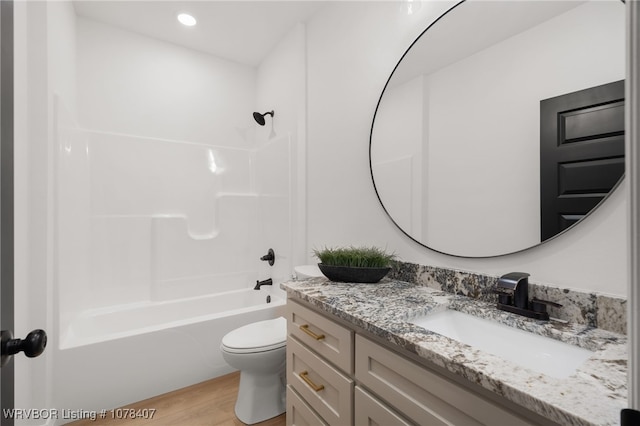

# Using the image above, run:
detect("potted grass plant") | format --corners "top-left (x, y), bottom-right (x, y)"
top-left (313, 246), bottom-right (396, 283)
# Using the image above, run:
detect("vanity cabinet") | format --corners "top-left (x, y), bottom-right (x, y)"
top-left (286, 298), bottom-right (542, 426)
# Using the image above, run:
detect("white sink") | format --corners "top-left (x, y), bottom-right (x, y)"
top-left (410, 309), bottom-right (593, 379)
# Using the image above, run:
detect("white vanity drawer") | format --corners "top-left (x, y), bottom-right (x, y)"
top-left (287, 336), bottom-right (354, 426)
top-left (286, 385), bottom-right (328, 426)
top-left (355, 335), bottom-right (535, 426)
top-left (355, 386), bottom-right (412, 426)
top-left (287, 299), bottom-right (354, 373)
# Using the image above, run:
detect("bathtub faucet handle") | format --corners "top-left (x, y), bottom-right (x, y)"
top-left (254, 278), bottom-right (273, 290)
top-left (260, 248), bottom-right (275, 266)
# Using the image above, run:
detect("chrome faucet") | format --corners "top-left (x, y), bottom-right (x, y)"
top-left (495, 272), bottom-right (562, 320)
top-left (254, 278), bottom-right (273, 290)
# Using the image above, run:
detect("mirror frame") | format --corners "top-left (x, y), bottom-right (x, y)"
top-left (369, 0), bottom-right (626, 258)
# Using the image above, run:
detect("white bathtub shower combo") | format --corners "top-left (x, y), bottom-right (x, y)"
top-left (42, 5), bottom-right (300, 416)
top-left (54, 94), bottom-right (293, 412)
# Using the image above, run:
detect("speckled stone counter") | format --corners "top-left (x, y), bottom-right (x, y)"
top-left (281, 277), bottom-right (627, 426)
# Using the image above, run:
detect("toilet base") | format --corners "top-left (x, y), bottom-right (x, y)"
top-left (234, 369), bottom-right (286, 424)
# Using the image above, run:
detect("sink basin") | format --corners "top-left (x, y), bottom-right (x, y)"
top-left (410, 309), bottom-right (593, 379)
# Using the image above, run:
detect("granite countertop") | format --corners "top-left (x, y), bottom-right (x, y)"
top-left (281, 277), bottom-right (627, 426)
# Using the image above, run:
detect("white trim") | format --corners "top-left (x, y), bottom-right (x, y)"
top-left (627, 0), bottom-right (640, 410)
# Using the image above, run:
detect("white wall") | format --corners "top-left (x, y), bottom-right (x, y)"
top-left (306, 1), bottom-right (628, 296)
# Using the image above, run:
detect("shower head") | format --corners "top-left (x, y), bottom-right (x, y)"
top-left (253, 110), bottom-right (274, 126)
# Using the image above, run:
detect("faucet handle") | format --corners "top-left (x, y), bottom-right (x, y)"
top-left (531, 298), bottom-right (562, 307)
top-left (531, 297), bottom-right (562, 308)
top-left (260, 248), bottom-right (275, 266)
top-left (529, 298), bottom-right (562, 316)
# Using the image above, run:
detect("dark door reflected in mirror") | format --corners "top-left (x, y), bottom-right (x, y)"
top-left (540, 80), bottom-right (624, 241)
top-left (370, 0), bottom-right (625, 257)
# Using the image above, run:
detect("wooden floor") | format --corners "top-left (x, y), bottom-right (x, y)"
top-left (67, 372), bottom-right (286, 426)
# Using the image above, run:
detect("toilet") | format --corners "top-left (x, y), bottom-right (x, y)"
top-left (294, 264), bottom-right (323, 280)
top-left (220, 316), bottom-right (287, 424)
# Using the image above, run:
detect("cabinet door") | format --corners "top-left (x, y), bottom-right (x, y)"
top-left (287, 336), bottom-right (354, 426)
top-left (356, 335), bottom-right (536, 426)
top-left (287, 299), bottom-right (354, 373)
top-left (355, 386), bottom-right (412, 426)
top-left (287, 385), bottom-right (328, 426)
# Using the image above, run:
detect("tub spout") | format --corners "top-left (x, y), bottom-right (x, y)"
top-left (254, 278), bottom-right (273, 290)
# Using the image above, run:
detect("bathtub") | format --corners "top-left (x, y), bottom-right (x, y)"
top-left (60, 288), bottom-right (284, 348)
top-left (52, 289), bottom-right (286, 423)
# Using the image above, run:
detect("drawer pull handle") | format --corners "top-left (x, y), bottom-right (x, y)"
top-left (299, 324), bottom-right (325, 340)
top-left (299, 370), bottom-right (324, 392)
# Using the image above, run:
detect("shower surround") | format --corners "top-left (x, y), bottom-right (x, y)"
top-left (54, 92), bottom-right (292, 412)
top-left (57, 119), bottom-right (291, 347)
top-left (55, 13), bottom-right (294, 339)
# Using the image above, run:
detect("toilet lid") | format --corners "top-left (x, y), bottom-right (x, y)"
top-left (294, 265), bottom-right (323, 278)
top-left (221, 317), bottom-right (286, 353)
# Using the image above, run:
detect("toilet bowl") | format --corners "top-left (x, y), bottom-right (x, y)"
top-left (220, 317), bottom-right (287, 424)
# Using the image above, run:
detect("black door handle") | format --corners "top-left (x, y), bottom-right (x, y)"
top-left (0, 329), bottom-right (47, 367)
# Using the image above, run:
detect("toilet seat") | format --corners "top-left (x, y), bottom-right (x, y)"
top-left (221, 317), bottom-right (286, 354)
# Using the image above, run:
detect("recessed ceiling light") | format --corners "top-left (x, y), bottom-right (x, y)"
top-left (177, 13), bottom-right (197, 27)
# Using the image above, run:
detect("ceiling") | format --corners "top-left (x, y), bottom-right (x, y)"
top-left (73, 1), bottom-right (326, 67)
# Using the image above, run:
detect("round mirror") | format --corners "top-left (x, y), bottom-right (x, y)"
top-left (370, 0), bottom-right (625, 257)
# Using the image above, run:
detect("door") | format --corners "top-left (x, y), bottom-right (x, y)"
top-left (0, 3), bottom-right (47, 425)
top-left (540, 80), bottom-right (625, 241)
top-left (0, 1), bottom-right (15, 422)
